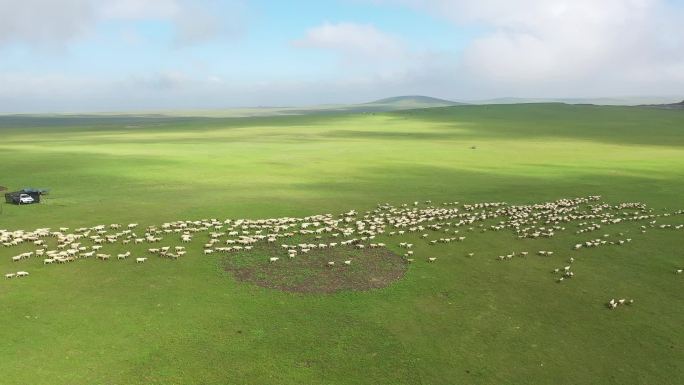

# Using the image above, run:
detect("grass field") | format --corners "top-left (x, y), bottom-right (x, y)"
top-left (1, 104), bottom-right (683, 385)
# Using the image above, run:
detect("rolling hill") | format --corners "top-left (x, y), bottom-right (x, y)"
top-left (364, 95), bottom-right (463, 108)
top-left (643, 100), bottom-right (684, 109)
top-left (0, 96), bottom-right (465, 119)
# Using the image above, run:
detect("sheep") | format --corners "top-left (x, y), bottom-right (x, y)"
top-left (676, 269), bottom-right (683, 274)
top-left (428, 257), bottom-right (437, 263)
top-left (5, 273), bottom-right (15, 279)
top-left (43, 258), bottom-right (54, 264)
top-left (269, 257), bottom-right (279, 263)
top-left (0, 197), bottom-right (659, 286)
top-left (344, 260), bottom-right (351, 266)
top-left (136, 257), bottom-right (147, 263)
top-left (16, 271), bottom-right (29, 277)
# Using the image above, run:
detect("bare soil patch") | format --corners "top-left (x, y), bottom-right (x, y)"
top-left (223, 243), bottom-right (407, 294)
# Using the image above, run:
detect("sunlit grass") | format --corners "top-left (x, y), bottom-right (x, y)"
top-left (0, 104), bottom-right (683, 385)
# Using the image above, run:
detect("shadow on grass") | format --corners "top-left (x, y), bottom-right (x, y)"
top-left (386, 103), bottom-right (684, 148)
top-left (3, 104), bottom-right (683, 149)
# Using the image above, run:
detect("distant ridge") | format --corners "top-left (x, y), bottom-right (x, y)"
top-left (640, 99), bottom-right (684, 109)
top-left (368, 95), bottom-right (462, 106)
top-left (469, 96), bottom-right (683, 106)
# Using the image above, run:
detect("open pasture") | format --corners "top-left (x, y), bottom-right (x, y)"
top-left (1, 104), bottom-right (684, 385)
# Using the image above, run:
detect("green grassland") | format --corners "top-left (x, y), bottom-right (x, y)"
top-left (1, 104), bottom-right (683, 385)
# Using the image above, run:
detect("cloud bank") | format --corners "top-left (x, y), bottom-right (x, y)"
top-left (0, 0), bottom-right (238, 48)
top-left (0, 0), bottom-right (682, 112)
top-left (371, 0), bottom-right (684, 96)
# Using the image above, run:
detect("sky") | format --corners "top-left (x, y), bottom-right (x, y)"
top-left (0, 0), bottom-right (683, 113)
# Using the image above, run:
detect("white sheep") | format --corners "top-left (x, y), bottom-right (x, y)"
top-left (136, 257), bottom-right (147, 263)
top-left (269, 257), bottom-right (279, 263)
top-left (16, 271), bottom-right (29, 277)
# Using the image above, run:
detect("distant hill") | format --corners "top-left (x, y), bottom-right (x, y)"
top-left (469, 96), bottom-right (683, 106)
top-left (366, 95), bottom-right (463, 107)
top-left (2, 96), bottom-right (464, 118)
top-left (642, 100), bottom-right (684, 109)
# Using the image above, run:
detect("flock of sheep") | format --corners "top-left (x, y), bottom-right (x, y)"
top-left (2, 195), bottom-right (682, 307)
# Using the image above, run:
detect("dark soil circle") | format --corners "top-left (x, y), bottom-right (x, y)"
top-left (223, 243), bottom-right (408, 294)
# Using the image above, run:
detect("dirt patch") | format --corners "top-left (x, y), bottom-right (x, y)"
top-left (223, 243), bottom-right (408, 294)
top-left (0, 186), bottom-right (7, 192)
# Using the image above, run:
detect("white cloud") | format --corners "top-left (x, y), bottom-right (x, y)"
top-left (172, 4), bottom-right (225, 46)
top-left (292, 21), bottom-right (441, 85)
top-left (294, 22), bottom-right (406, 59)
top-left (0, 0), bottom-right (242, 48)
top-left (368, 0), bottom-right (684, 96)
top-left (1, 1), bottom-right (682, 112)
top-left (100, 0), bottom-right (180, 19)
top-left (0, 0), bottom-right (96, 47)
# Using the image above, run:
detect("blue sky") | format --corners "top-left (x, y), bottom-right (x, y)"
top-left (0, 0), bottom-right (682, 112)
